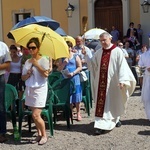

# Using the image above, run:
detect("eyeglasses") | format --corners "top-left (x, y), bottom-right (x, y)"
top-left (28, 46), bottom-right (37, 50)
top-left (119, 45), bottom-right (123, 46)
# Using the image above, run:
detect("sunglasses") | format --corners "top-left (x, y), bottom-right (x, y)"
top-left (28, 46), bottom-right (37, 50)
top-left (119, 45), bottom-right (123, 46)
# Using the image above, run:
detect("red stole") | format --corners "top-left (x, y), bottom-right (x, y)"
top-left (95, 44), bottom-right (116, 117)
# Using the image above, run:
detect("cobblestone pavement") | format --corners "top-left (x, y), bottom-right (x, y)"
top-left (1, 87), bottom-right (150, 150)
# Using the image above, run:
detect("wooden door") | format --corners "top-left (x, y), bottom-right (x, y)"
top-left (94, 0), bottom-right (123, 39)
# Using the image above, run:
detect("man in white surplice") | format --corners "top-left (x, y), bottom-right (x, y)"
top-left (138, 49), bottom-right (150, 119)
top-left (82, 32), bottom-right (136, 135)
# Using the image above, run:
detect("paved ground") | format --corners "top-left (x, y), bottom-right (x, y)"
top-left (1, 87), bottom-right (150, 150)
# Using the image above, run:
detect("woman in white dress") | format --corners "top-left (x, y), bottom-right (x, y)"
top-left (22, 37), bottom-right (52, 145)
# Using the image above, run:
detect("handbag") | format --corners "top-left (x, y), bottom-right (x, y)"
top-left (79, 71), bottom-right (88, 82)
top-left (61, 68), bottom-right (69, 78)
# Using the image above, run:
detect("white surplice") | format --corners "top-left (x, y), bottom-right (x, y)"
top-left (138, 50), bottom-right (150, 119)
top-left (85, 44), bottom-right (136, 130)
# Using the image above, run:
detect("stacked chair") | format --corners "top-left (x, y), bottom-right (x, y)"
top-left (51, 78), bottom-right (75, 128)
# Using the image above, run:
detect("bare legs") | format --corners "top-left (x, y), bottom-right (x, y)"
top-left (70, 102), bottom-right (82, 121)
top-left (30, 107), bottom-right (47, 144)
top-left (76, 102), bottom-right (82, 120)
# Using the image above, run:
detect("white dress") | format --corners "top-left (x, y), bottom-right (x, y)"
top-left (22, 56), bottom-right (49, 108)
top-left (138, 50), bottom-right (150, 119)
top-left (85, 44), bottom-right (136, 130)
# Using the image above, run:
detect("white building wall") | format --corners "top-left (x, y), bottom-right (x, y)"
top-left (67, 0), bottom-right (80, 37)
top-left (122, 0), bottom-right (130, 36)
top-left (140, 0), bottom-right (150, 47)
top-left (40, 0), bottom-right (52, 18)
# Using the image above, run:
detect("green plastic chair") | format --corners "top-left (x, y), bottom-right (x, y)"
top-left (81, 80), bottom-right (91, 116)
top-left (89, 72), bottom-right (93, 108)
top-left (5, 84), bottom-right (18, 130)
top-left (51, 78), bottom-right (75, 128)
top-left (18, 93), bottom-right (32, 136)
top-left (18, 88), bottom-right (54, 137)
top-left (48, 71), bottom-right (63, 86)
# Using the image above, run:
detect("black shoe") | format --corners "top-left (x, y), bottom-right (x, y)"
top-left (0, 134), bottom-right (8, 143)
top-left (94, 129), bottom-right (105, 135)
top-left (116, 121), bottom-right (122, 127)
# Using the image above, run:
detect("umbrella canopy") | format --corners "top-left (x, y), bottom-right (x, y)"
top-left (10, 24), bottom-right (69, 60)
top-left (85, 39), bottom-right (101, 51)
top-left (83, 28), bottom-right (108, 40)
top-left (7, 16), bottom-right (60, 39)
top-left (55, 27), bottom-right (67, 36)
top-left (63, 36), bottom-right (76, 46)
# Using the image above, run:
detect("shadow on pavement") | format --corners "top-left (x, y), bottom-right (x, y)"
top-left (131, 92), bottom-right (141, 97)
top-left (121, 119), bottom-right (150, 126)
top-left (6, 127), bottom-right (36, 145)
top-left (138, 130), bottom-right (150, 135)
top-left (131, 86), bottom-right (141, 97)
top-left (54, 121), bottom-right (95, 135)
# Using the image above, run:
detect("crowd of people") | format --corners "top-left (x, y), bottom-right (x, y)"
top-left (0, 21), bottom-right (149, 146)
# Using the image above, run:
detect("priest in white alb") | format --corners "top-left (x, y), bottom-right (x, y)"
top-left (82, 32), bottom-right (136, 135)
top-left (138, 49), bottom-right (150, 119)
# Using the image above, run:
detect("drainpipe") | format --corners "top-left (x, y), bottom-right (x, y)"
top-left (0, 0), bottom-right (3, 41)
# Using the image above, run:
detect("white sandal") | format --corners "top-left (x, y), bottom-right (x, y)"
top-left (38, 136), bottom-right (48, 145)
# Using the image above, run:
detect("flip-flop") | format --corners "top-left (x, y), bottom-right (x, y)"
top-left (30, 135), bottom-right (41, 144)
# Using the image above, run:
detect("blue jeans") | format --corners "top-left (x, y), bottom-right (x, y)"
top-left (0, 74), bottom-right (6, 134)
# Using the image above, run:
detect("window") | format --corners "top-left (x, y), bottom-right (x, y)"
top-left (15, 13), bottom-right (31, 23)
top-left (12, 9), bottom-right (34, 26)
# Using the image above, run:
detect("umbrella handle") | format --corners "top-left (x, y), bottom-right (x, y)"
top-left (41, 33), bottom-right (46, 43)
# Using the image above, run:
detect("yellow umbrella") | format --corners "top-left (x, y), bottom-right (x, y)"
top-left (63, 35), bottom-right (76, 47)
top-left (10, 24), bottom-right (69, 60)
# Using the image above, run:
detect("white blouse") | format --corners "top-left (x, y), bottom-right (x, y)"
top-left (22, 56), bottom-right (49, 87)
